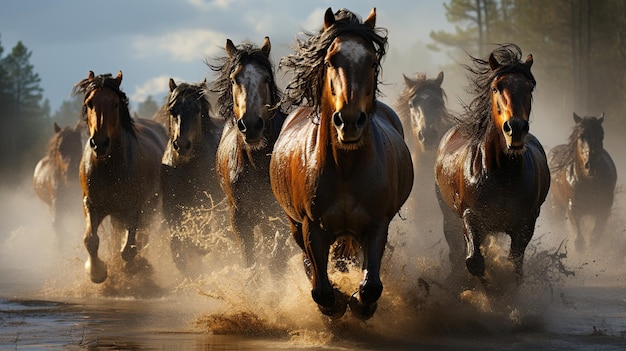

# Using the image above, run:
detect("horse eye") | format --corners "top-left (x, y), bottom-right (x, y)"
top-left (325, 61), bottom-right (332, 68)
top-left (492, 87), bottom-right (498, 94)
top-left (408, 101), bottom-right (414, 109)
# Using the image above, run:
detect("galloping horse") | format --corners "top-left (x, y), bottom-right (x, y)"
top-left (73, 71), bottom-right (167, 284)
top-left (272, 8), bottom-right (413, 320)
top-left (549, 112), bottom-right (617, 252)
top-left (393, 72), bottom-right (455, 238)
top-left (33, 121), bottom-right (83, 236)
top-left (159, 78), bottom-right (225, 273)
top-left (434, 44), bottom-right (550, 284)
top-left (208, 37), bottom-right (290, 270)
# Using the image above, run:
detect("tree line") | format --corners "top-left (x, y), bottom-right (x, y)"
top-left (429, 0), bottom-right (626, 129)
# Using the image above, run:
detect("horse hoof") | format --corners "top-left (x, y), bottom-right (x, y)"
top-left (466, 255), bottom-right (485, 276)
top-left (121, 244), bottom-right (137, 262)
top-left (348, 293), bottom-right (377, 320)
top-left (85, 257), bottom-right (107, 284)
top-left (317, 290), bottom-right (348, 319)
top-left (359, 280), bottom-right (383, 305)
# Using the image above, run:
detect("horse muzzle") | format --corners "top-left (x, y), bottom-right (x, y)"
top-left (502, 119), bottom-right (529, 151)
top-left (333, 111), bottom-right (368, 147)
top-left (89, 137), bottom-right (111, 158)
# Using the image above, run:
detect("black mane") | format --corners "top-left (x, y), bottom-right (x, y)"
top-left (72, 73), bottom-right (135, 136)
top-left (279, 8), bottom-right (388, 113)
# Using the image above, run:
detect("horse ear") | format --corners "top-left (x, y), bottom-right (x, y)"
top-left (573, 112), bottom-right (582, 124)
top-left (53, 122), bottom-right (61, 133)
top-left (323, 7), bottom-right (335, 31)
top-left (169, 78), bottom-right (177, 92)
top-left (225, 39), bottom-right (238, 59)
top-left (115, 71), bottom-right (123, 86)
top-left (599, 112), bottom-right (605, 123)
top-left (488, 53), bottom-right (501, 70)
top-left (364, 7), bottom-right (376, 29)
top-left (402, 74), bottom-right (414, 87)
top-left (201, 77), bottom-right (207, 87)
top-left (435, 71), bottom-right (444, 86)
top-left (525, 54), bottom-right (533, 68)
top-left (88, 71), bottom-right (95, 81)
top-left (261, 36), bottom-right (271, 57)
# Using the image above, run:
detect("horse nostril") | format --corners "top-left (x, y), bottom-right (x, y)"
top-left (237, 119), bottom-right (247, 133)
top-left (89, 138), bottom-right (97, 149)
top-left (585, 161), bottom-right (590, 170)
top-left (503, 121), bottom-right (512, 135)
top-left (254, 117), bottom-right (264, 132)
top-left (522, 120), bottom-right (529, 134)
top-left (333, 112), bottom-right (343, 128)
top-left (356, 112), bottom-right (367, 128)
top-left (172, 140), bottom-right (180, 151)
top-left (417, 130), bottom-right (425, 143)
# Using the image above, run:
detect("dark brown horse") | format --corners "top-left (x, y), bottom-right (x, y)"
top-left (549, 112), bottom-right (617, 252)
top-left (73, 71), bottom-right (167, 284)
top-left (33, 121), bottom-right (84, 236)
top-left (159, 78), bottom-right (225, 273)
top-left (394, 71), bottom-right (455, 236)
top-left (272, 8), bottom-right (413, 320)
top-left (434, 44), bottom-right (550, 284)
top-left (208, 37), bottom-right (290, 270)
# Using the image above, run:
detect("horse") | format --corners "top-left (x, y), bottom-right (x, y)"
top-left (72, 71), bottom-right (167, 284)
top-left (208, 36), bottom-right (290, 270)
top-left (33, 121), bottom-right (84, 237)
top-left (393, 71), bottom-right (455, 242)
top-left (159, 78), bottom-right (225, 273)
top-left (548, 112), bottom-right (617, 252)
top-left (272, 8), bottom-right (414, 320)
top-left (434, 44), bottom-right (550, 285)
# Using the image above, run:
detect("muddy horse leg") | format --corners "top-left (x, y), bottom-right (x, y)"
top-left (509, 220), bottom-right (535, 284)
top-left (83, 204), bottom-right (107, 284)
top-left (349, 221), bottom-right (387, 320)
top-left (436, 185), bottom-right (465, 270)
top-left (462, 209), bottom-right (485, 277)
top-left (231, 206), bottom-right (256, 267)
top-left (304, 218), bottom-right (347, 319)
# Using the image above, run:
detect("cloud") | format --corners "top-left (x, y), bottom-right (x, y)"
top-left (187, 0), bottom-right (234, 11)
top-left (131, 29), bottom-right (227, 63)
top-left (130, 75), bottom-right (177, 103)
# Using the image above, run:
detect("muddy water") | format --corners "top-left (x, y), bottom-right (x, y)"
top-left (2, 183), bottom-right (626, 350)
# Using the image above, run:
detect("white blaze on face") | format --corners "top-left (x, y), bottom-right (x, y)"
top-left (235, 63), bottom-right (267, 113)
top-left (337, 40), bottom-right (369, 64)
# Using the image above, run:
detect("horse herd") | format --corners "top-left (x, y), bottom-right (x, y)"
top-left (32, 8), bottom-right (617, 320)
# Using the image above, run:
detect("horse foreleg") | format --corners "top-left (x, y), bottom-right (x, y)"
top-left (349, 222), bottom-right (387, 320)
top-left (509, 220), bottom-right (535, 284)
top-left (121, 226), bottom-right (138, 262)
top-left (462, 210), bottom-right (485, 277)
top-left (304, 219), bottom-right (347, 319)
top-left (436, 185), bottom-right (465, 269)
top-left (83, 203), bottom-right (107, 284)
top-left (231, 207), bottom-right (256, 267)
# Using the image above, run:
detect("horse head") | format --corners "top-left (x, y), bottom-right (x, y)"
top-left (225, 37), bottom-right (274, 149)
top-left (50, 122), bottom-right (83, 184)
top-left (166, 78), bottom-right (209, 158)
top-left (81, 71), bottom-right (126, 159)
top-left (573, 112), bottom-right (605, 177)
top-left (322, 8), bottom-right (378, 150)
top-left (489, 53), bottom-right (534, 152)
top-left (403, 71), bottom-right (448, 152)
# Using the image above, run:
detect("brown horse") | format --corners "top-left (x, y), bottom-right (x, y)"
top-left (159, 78), bottom-right (225, 273)
top-left (393, 71), bottom-right (455, 238)
top-left (73, 71), bottom-right (167, 284)
top-left (549, 112), bottom-right (617, 252)
top-left (434, 44), bottom-right (550, 284)
top-left (33, 121), bottom-right (84, 236)
top-left (272, 8), bottom-right (413, 320)
top-left (208, 37), bottom-right (290, 270)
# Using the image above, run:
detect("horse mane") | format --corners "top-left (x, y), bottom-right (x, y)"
top-left (72, 73), bottom-right (135, 137)
top-left (207, 42), bottom-right (282, 124)
top-left (166, 81), bottom-right (214, 135)
top-left (550, 116), bottom-right (604, 172)
top-left (280, 8), bottom-right (388, 113)
top-left (459, 44), bottom-right (536, 141)
top-left (393, 73), bottom-right (453, 124)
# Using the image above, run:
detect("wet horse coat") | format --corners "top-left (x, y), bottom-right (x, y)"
top-left (272, 8), bottom-right (413, 320)
top-left (74, 71), bottom-right (167, 284)
top-left (549, 113), bottom-right (617, 252)
top-left (434, 45), bottom-right (550, 283)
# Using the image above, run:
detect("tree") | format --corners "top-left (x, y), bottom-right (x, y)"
top-left (51, 95), bottom-right (84, 128)
top-left (135, 95), bottom-right (160, 120)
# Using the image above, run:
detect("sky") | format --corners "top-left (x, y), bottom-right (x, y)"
top-left (0, 0), bottom-right (454, 114)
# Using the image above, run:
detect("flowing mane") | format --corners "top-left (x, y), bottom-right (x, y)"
top-left (72, 73), bottom-right (135, 137)
top-left (280, 8), bottom-right (388, 112)
top-left (459, 44), bottom-right (536, 143)
top-left (208, 42), bottom-right (282, 123)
